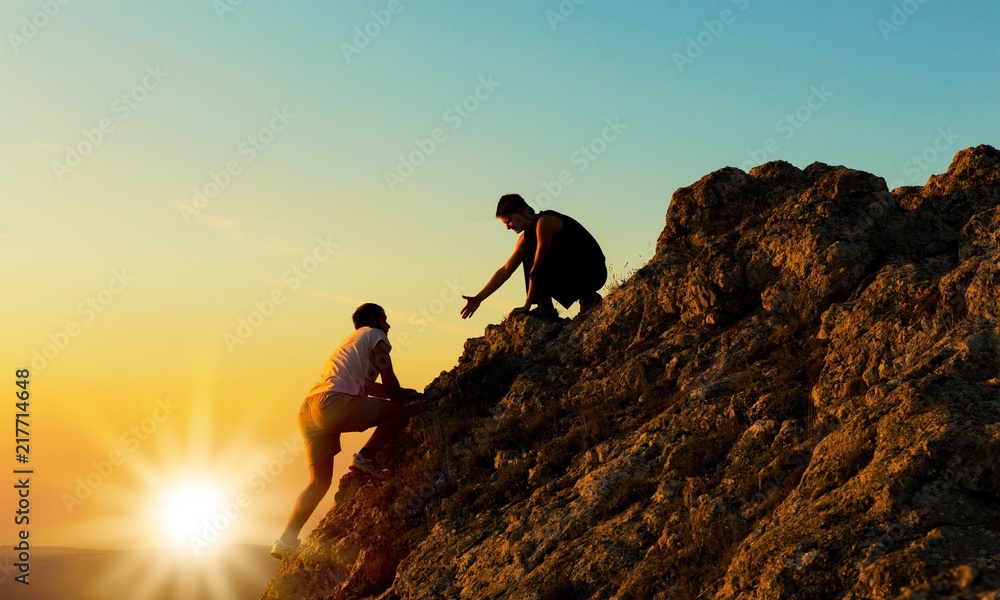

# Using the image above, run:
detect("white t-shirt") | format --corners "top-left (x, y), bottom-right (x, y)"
top-left (307, 327), bottom-right (391, 397)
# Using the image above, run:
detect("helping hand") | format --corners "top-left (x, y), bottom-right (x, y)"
top-left (460, 295), bottom-right (482, 319)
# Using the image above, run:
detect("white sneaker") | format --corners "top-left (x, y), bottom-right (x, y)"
top-left (349, 453), bottom-right (389, 480)
top-left (270, 537), bottom-right (299, 559)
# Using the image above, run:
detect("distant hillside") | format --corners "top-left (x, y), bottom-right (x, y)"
top-left (262, 146), bottom-right (999, 600)
top-left (0, 545), bottom-right (275, 600)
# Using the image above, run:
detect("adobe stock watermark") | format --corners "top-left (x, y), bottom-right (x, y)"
top-left (223, 236), bottom-right (340, 352)
top-left (213, 0), bottom-right (245, 21)
top-left (177, 107), bottom-right (295, 223)
top-left (60, 397), bottom-right (179, 513)
top-left (188, 438), bottom-right (303, 554)
top-left (7, 0), bottom-right (72, 54)
top-left (393, 419), bottom-right (500, 520)
top-left (741, 84), bottom-right (834, 171)
top-left (28, 269), bottom-right (135, 373)
top-left (384, 75), bottom-right (502, 191)
top-left (673, 0), bottom-right (750, 73)
top-left (386, 277), bottom-right (469, 359)
top-left (340, 0), bottom-right (413, 63)
top-left (878, 0), bottom-right (930, 41)
top-left (51, 66), bottom-right (168, 182)
top-left (407, 279), bottom-right (466, 333)
top-left (532, 117), bottom-right (628, 210)
top-left (395, 469), bottom-right (449, 520)
top-left (887, 127), bottom-right (961, 188)
top-left (545, 0), bottom-right (586, 31)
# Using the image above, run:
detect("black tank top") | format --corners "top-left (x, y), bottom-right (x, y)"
top-left (523, 210), bottom-right (605, 269)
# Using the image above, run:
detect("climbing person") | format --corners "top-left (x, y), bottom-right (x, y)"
top-left (460, 194), bottom-right (607, 321)
top-left (271, 303), bottom-right (423, 559)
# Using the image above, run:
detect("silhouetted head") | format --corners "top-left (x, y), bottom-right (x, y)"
top-left (496, 194), bottom-right (536, 234)
top-left (352, 303), bottom-right (389, 332)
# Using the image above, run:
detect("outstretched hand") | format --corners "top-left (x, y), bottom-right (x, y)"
top-left (460, 295), bottom-right (481, 319)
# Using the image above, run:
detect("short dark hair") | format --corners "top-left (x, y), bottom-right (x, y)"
top-left (496, 194), bottom-right (533, 217)
top-left (352, 303), bottom-right (383, 329)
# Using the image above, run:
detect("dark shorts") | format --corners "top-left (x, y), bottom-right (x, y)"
top-left (527, 261), bottom-right (608, 309)
top-left (298, 392), bottom-right (393, 465)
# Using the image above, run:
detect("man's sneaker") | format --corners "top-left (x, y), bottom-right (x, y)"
top-left (270, 537), bottom-right (299, 559)
top-left (349, 453), bottom-right (389, 480)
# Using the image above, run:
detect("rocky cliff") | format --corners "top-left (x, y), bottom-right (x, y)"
top-left (261, 146), bottom-right (999, 600)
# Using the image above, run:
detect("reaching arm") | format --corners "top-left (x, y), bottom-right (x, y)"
top-left (371, 340), bottom-right (403, 402)
top-left (461, 234), bottom-right (529, 319)
top-left (523, 214), bottom-right (562, 308)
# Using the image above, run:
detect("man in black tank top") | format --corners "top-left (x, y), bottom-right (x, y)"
top-left (461, 194), bottom-right (607, 321)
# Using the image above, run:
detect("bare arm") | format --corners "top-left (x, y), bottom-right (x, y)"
top-left (461, 234), bottom-right (529, 319)
top-left (371, 340), bottom-right (402, 402)
top-left (523, 214), bottom-right (562, 308)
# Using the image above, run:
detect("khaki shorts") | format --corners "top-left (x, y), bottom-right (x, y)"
top-left (298, 392), bottom-right (392, 465)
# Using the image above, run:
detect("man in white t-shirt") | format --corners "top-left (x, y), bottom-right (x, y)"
top-left (271, 303), bottom-right (422, 559)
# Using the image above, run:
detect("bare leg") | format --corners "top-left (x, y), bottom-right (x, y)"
top-left (360, 403), bottom-right (417, 458)
top-left (281, 454), bottom-right (334, 543)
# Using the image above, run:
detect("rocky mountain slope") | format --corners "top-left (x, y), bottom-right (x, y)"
top-left (261, 146), bottom-right (999, 600)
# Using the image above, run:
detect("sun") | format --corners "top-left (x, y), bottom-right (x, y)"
top-left (154, 479), bottom-right (227, 548)
top-left (69, 396), bottom-right (313, 600)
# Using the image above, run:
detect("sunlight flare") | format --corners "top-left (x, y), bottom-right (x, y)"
top-left (155, 480), bottom-right (227, 547)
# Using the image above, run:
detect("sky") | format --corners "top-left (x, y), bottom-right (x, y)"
top-left (0, 0), bottom-right (997, 561)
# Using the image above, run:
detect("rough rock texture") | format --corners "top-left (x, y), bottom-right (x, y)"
top-left (261, 146), bottom-right (1000, 600)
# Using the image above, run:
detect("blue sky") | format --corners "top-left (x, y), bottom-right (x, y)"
top-left (3, 2), bottom-right (997, 290)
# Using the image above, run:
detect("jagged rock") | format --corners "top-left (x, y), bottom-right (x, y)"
top-left (261, 146), bottom-right (1000, 600)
